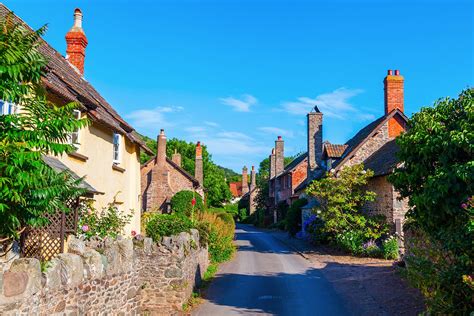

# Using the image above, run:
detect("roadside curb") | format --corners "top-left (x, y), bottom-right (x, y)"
top-left (270, 232), bottom-right (311, 260)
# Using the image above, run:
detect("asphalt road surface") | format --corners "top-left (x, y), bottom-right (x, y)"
top-left (193, 224), bottom-right (349, 316)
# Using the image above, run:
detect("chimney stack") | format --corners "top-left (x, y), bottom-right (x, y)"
top-left (269, 148), bottom-right (276, 179)
top-left (242, 166), bottom-right (249, 195)
top-left (156, 129), bottom-right (167, 167)
top-left (275, 136), bottom-right (284, 176)
top-left (384, 69), bottom-right (404, 114)
top-left (195, 141), bottom-right (203, 186)
top-left (250, 166), bottom-right (256, 189)
top-left (307, 106), bottom-right (323, 179)
top-left (65, 8), bottom-right (88, 75)
top-left (172, 149), bottom-right (181, 167)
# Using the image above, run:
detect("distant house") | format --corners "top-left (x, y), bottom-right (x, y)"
top-left (229, 182), bottom-right (243, 200)
top-left (0, 5), bottom-right (153, 234)
top-left (141, 129), bottom-right (204, 213)
top-left (273, 70), bottom-right (409, 233)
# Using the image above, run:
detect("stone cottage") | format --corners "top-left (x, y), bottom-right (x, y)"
top-left (141, 129), bottom-right (204, 212)
top-left (0, 5), bottom-right (153, 234)
top-left (296, 70), bottom-right (409, 233)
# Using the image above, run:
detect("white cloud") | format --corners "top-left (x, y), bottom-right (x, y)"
top-left (217, 131), bottom-right (253, 140)
top-left (126, 106), bottom-right (183, 128)
top-left (204, 121), bottom-right (219, 127)
top-left (185, 126), bottom-right (207, 133)
top-left (220, 94), bottom-right (257, 112)
top-left (258, 126), bottom-right (294, 138)
top-left (282, 88), bottom-right (363, 119)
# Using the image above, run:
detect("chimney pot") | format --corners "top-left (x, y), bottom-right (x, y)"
top-left (277, 136), bottom-right (282, 140)
top-left (387, 70), bottom-right (393, 75)
top-left (395, 69), bottom-right (400, 76)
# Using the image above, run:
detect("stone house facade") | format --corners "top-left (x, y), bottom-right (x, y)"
top-left (141, 129), bottom-right (204, 213)
top-left (0, 5), bottom-right (153, 234)
top-left (285, 70), bottom-right (409, 232)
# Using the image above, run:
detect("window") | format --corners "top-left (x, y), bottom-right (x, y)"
top-left (67, 110), bottom-right (81, 148)
top-left (1, 100), bottom-right (17, 115)
top-left (113, 133), bottom-right (121, 164)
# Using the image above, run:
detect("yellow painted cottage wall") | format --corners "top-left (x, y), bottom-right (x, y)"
top-left (58, 120), bottom-right (142, 235)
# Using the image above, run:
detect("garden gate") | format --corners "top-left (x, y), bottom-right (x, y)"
top-left (20, 198), bottom-right (80, 261)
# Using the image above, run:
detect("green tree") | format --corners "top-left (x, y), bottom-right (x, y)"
top-left (390, 90), bottom-right (473, 314)
top-left (306, 164), bottom-right (386, 241)
top-left (0, 18), bottom-right (88, 238)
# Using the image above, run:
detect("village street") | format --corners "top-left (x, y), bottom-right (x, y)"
top-left (194, 224), bottom-right (348, 315)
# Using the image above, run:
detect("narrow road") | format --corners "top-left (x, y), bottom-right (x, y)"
top-left (194, 224), bottom-right (349, 316)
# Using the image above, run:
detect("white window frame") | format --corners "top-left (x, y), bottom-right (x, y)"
top-left (67, 109), bottom-right (81, 148)
top-left (1, 100), bottom-right (18, 115)
top-left (113, 132), bottom-right (121, 164)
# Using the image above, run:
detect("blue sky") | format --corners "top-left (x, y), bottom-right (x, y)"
top-left (5, 0), bottom-right (473, 172)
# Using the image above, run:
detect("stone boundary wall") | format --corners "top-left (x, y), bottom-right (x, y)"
top-left (0, 229), bottom-right (208, 315)
top-left (137, 229), bottom-right (209, 314)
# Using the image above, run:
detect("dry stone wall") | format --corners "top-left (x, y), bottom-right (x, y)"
top-left (0, 229), bottom-right (208, 315)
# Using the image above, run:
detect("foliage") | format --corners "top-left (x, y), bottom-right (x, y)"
top-left (0, 18), bottom-right (89, 239)
top-left (381, 236), bottom-right (399, 260)
top-left (390, 90), bottom-right (473, 314)
top-left (77, 201), bottom-right (133, 239)
top-left (306, 164), bottom-right (383, 239)
top-left (243, 208), bottom-right (265, 227)
top-left (170, 190), bottom-right (204, 218)
top-left (145, 213), bottom-right (194, 242)
top-left (196, 211), bottom-right (235, 263)
top-left (238, 208), bottom-right (248, 222)
top-left (139, 135), bottom-right (232, 207)
top-left (334, 230), bottom-right (365, 255)
top-left (285, 198), bottom-right (307, 236)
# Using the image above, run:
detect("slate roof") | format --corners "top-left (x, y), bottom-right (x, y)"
top-left (363, 139), bottom-right (400, 176)
top-left (324, 143), bottom-right (348, 158)
top-left (0, 4), bottom-right (153, 155)
top-left (273, 152), bottom-right (308, 179)
top-left (332, 109), bottom-right (407, 171)
top-left (42, 156), bottom-right (102, 194)
top-left (141, 156), bottom-right (200, 187)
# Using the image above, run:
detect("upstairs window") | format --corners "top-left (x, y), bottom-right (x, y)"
top-left (68, 110), bottom-right (81, 148)
top-left (113, 133), bottom-right (121, 164)
top-left (1, 100), bottom-right (18, 115)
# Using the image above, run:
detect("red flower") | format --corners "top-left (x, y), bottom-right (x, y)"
top-left (191, 198), bottom-right (196, 206)
top-left (131, 230), bottom-right (137, 237)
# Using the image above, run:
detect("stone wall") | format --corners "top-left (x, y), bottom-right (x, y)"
top-left (137, 229), bottom-right (209, 314)
top-left (346, 122), bottom-right (390, 167)
top-left (0, 230), bottom-right (209, 315)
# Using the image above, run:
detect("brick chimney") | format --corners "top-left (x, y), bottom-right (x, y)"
top-left (65, 8), bottom-right (88, 75)
top-left (172, 149), bottom-right (181, 167)
top-left (384, 70), bottom-right (406, 137)
top-left (156, 129), bottom-right (167, 167)
top-left (384, 69), bottom-right (404, 114)
top-left (242, 166), bottom-right (249, 195)
top-left (275, 136), bottom-right (284, 176)
top-left (195, 141), bottom-right (203, 186)
top-left (249, 166), bottom-right (257, 214)
top-left (269, 148), bottom-right (276, 179)
top-left (307, 106), bottom-right (323, 179)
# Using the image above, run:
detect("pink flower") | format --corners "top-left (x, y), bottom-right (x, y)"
top-left (461, 203), bottom-right (468, 209)
top-left (131, 230), bottom-right (137, 237)
top-left (81, 225), bottom-right (89, 232)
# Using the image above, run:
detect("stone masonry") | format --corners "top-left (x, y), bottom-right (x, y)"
top-left (241, 166), bottom-right (249, 195)
top-left (307, 108), bottom-right (323, 180)
top-left (0, 231), bottom-right (209, 315)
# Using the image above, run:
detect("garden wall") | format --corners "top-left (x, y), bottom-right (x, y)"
top-left (0, 229), bottom-right (208, 315)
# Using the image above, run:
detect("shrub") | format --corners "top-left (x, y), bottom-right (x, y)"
top-left (145, 213), bottom-right (193, 242)
top-left (285, 198), bottom-right (308, 236)
top-left (381, 236), bottom-right (399, 260)
top-left (238, 208), bottom-right (248, 222)
top-left (304, 214), bottom-right (329, 244)
top-left (170, 190), bottom-right (204, 218)
top-left (78, 202), bottom-right (133, 239)
top-left (197, 212), bottom-right (235, 263)
top-left (390, 90), bottom-right (473, 314)
top-left (335, 230), bottom-right (365, 255)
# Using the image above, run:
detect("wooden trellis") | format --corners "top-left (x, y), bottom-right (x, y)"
top-left (20, 198), bottom-right (80, 261)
